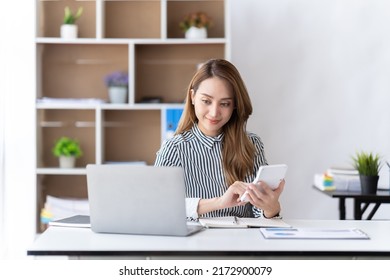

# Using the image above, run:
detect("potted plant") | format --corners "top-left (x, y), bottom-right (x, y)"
top-left (352, 151), bottom-right (382, 194)
top-left (104, 71), bottom-right (129, 104)
top-left (52, 137), bottom-right (83, 168)
top-left (61, 6), bottom-right (83, 39)
top-left (179, 11), bottom-right (212, 39)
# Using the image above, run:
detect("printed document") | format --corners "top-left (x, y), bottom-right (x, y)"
top-left (259, 227), bottom-right (369, 239)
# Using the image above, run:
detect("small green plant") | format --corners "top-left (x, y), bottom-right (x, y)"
top-left (63, 6), bottom-right (83, 25)
top-left (352, 151), bottom-right (382, 176)
top-left (52, 137), bottom-right (83, 158)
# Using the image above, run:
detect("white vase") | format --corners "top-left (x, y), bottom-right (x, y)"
top-left (108, 87), bottom-right (128, 104)
top-left (59, 156), bottom-right (76, 168)
top-left (185, 27), bottom-right (207, 39)
top-left (61, 24), bottom-right (78, 39)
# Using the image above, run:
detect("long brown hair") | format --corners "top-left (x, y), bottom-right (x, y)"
top-left (176, 59), bottom-right (256, 186)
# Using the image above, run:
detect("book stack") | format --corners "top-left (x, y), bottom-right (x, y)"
top-left (40, 195), bottom-right (89, 230)
top-left (327, 166), bottom-right (360, 191)
top-left (314, 166), bottom-right (360, 192)
top-left (314, 173), bottom-right (336, 191)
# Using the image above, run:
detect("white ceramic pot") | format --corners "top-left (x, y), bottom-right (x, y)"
top-left (61, 24), bottom-right (78, 39)
top-left (185, 27), bottom-right (207, 39)
top-left (59, 156), bottom-right (76, 168)
top-left (108, 87), bottom-right (128, 104)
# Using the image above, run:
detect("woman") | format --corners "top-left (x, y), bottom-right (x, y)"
top-left (155, 59), bottom-right (284, 220)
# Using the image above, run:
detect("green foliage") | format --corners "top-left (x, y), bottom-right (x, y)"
top-left (63, 6), bottom-right (83, 24)
top-left (352, 151), bottom-right (382, 176)
top-left (52, 137), bottom-right (83, 158)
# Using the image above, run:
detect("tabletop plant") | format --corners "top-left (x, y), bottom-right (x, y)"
top-left (352, 151), bottom-right (381, 176)
top-left (179, 11), bottom-right (213, 33)
top-left (104, 71), bottom-right (129, 88)
top-left (52, 136), bottom-right (83, 158)
top-left (351, 151), bottom-right (382, 194)
top-left (63, 6), bottom-right (83, 25)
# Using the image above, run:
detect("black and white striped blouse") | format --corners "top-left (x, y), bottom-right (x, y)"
top-left (154, 123), bottom-right (268, 219)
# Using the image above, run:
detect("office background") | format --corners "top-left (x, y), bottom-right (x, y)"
top-left (1, 0), bottom-right (389, 259)
top-left (230, 0), bottom-right (390, 221)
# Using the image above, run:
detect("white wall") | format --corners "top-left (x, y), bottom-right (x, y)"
top-left (0, 0), bottom-right (36, 259)
top-left (230, 0), bottom-right (390, 219)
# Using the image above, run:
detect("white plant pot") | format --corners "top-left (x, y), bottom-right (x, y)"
top-left (108, 87), bottom-right (128, 104)
top-left (59, 156), bottom-right (76, 168)
top-left (61, 24), bottom-right (78, 39)
top-left (185, 27), bottom-right (207, 39)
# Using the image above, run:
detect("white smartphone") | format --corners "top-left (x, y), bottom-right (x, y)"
top-left (240, 164), bottom-right (288, 202)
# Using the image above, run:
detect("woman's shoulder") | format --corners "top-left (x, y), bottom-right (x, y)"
top-left (247, 132), bottom-right (263, 143)
top-left (247, 132), bottom-right (265, 150)
top-left (163, 130), bottom-right (193, 146)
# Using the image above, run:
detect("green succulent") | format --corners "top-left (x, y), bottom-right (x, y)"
top-left (63, 6), bottom-right (83, 25)
top-left (52, 137), bottom-right (83, 158)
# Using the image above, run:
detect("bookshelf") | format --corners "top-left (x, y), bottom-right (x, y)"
top-left (35, 0), bottom-right (229, 233)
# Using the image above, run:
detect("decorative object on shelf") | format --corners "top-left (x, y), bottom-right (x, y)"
top-left (52, 137), bottom-right (83, 168)
top-left (352, 151), bottom-right (382, 194)
top-left (61, 6), bottom-right (83, 39)
top-left (104, 71), bottom-right (129, 104)
top-left (179, 11), bottom-right (212, 39)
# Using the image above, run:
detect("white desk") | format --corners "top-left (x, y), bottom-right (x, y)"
top-left (27, 219), bottom-right (390, 259)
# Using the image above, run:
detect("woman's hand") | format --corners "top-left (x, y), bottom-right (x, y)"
top-left (244, 179), bottom-right (285, 218)
top-left (218, 181), bottom-right (248, 209)
top-left (197, 181), bottom-right (247, 215)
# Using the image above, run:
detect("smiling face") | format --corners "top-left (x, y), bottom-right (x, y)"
top-left (191, 77), bottom-right (235, 137)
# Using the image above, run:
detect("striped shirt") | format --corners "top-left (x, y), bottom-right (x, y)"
top-left (154, 123), bottom-right (268, 219)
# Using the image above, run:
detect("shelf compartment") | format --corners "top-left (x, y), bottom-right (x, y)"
top-left (39, 174), bottom-right (88, 198)
top-left (103, 109), bottom-right (161, 165)
top-left (37, 109), bottom-right (96, 168)
top-left (104, 0), bottom-right (161, 39)
top-left (37, 0), bottom-right (96, 38)
top-left (38, 43), bottom-right (128, 100)
top-left (167, 0), bottom-right (225, 39)
top-left (135, 43), bottom-right (225, 103)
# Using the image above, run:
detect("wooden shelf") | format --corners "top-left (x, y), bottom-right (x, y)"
top-left (37, 168), bottom-right (87, 175)
top-left (35, 0), bottom-right (228, 233)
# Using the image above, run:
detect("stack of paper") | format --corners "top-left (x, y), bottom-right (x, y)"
top-left (41, 195), bottom-right (89, 227)
top-left (49, 215), bottom-right (91, 228)
top-left (313, 173), bottom-right (336, 191)
top-left (36, 97), bottom-right (106, 104)
top-left (314, 166), bottom-right (360, 192)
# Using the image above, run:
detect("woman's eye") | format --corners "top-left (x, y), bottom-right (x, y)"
top-left (220, 102), bottom-right (231, 107)
top-left (202, 99), bottom-right (211, 105)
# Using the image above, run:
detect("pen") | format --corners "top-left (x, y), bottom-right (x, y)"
top-left (234, 216), bottom-right (238, 225)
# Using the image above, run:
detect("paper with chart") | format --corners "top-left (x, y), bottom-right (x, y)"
top-left (259, 227), bottom-right (369, 239)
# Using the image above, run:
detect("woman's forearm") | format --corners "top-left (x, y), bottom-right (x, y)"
top-left (197, 197), bottom-right (223, 215)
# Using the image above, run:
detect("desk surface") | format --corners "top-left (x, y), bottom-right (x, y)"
top-left (317, 189), bottom-right (390, 199)
top-left (27, 219), bottom-right (390, 258)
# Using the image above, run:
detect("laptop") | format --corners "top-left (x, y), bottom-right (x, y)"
top-left (86, 164), bottom-right (204, 236)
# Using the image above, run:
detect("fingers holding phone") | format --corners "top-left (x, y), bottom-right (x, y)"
top-left (240, 164), bottom-right (287, 202)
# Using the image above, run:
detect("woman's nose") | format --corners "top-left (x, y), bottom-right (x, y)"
top-left (209, 104), bottom-right (219, 117)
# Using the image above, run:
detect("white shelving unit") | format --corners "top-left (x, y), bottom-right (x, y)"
top-left (35, 0), bottom-right (229, 232)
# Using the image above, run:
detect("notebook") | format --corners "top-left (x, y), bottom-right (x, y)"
top-left (199, 216), bottom-right (291, 228)
top-left (86, 164), bottom-right (204, 236)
